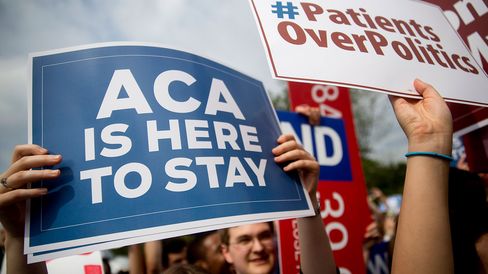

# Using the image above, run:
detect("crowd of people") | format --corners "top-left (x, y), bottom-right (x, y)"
top-left (0, 79), bottom-right (487, 274)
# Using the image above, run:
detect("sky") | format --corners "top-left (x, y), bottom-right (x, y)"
top-left (0, 0), bottom-right (407, 172)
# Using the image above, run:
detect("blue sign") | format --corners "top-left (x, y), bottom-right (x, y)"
top-left (277, 111), bottom-right (352, 181)
top-left (28, 43), bottom-right (312, 255)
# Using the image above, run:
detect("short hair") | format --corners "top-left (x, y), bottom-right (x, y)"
top-left (187, 231), bottom-right (217, 264)
top-left (163, 264), bottom-right (210, 274)
top-left (219, 222), bottom-right (274, 246)
top-left (162, 237), bottom-right (188, 268)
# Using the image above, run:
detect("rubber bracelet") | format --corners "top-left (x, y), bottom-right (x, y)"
top-left (405, 151), bottom-right (453, 161)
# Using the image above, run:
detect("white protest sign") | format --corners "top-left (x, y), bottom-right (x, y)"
top-left (249, 0), bottom-right (488, 107)
top-left (46, 251), bottom-right (104, 274)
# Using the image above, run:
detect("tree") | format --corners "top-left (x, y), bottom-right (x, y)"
top-left (361, 158), bottom-right (406, 195)
top-left (269, 87), bottom-right (290, 111)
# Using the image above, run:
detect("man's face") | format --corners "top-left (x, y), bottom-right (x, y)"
top-left (222, 223), bottom-right (275, 274)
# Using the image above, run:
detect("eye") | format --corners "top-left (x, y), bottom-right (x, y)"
top-left (237, 236), bottom-right (252, 245)
top-left (258, 231), bottom-right (273, 241)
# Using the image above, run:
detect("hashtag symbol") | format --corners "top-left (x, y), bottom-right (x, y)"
top-left (271, 1), bottom-right (299, 19)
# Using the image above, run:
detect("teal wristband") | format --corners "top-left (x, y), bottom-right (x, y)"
top-left (405, 151), bottom-right (453, 161)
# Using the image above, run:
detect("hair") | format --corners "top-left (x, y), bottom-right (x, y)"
top-left (162, 237), bottom-right (188, 269)
top-left (448, 167), bottom-right (488, 273)
top-left (187, 231), bottom-right (217, 264)
top-left (163, 264), bottom-right (210, 274)
top-left (219, 221), bottom-right (275, 246)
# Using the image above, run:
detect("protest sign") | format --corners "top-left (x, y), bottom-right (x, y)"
top-left (46, 251), bottom-right (104, 274)
top-left (277, 83), bottom-right (370, 274)
top-left (27, 42), bottom-right (313, 262)
top-left (423, 0), bottom-right (488, 135)
top-left (249, 0), bottom-right (488, 107)
top-left (422, 0), bottom-right (488, 171)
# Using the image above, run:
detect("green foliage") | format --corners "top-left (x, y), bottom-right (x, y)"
top-left (269, 88), bottom-right (290, 111)
top-left (361, 157), bottom-right (406, 195)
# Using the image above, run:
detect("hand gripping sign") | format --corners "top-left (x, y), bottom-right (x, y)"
top-left (27, 43), bottom-right (313, 262)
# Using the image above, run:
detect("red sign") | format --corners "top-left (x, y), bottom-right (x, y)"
top-left (422, 0), bottom-right (488, 171)
top-left (421, 0), bottom-right (488, 133)
top-left (278, 83), bottom-right (370, 274)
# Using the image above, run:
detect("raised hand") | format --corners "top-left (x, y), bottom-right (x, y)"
top-left (0, 144), bottom-right (61, 238)
top-left (272, 134), bottom-right (319, 199)
top-left (389, 79), bottom-right (452, 154)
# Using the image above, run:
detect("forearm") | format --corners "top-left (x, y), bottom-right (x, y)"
top-left (297, 199), bottom-right (336, 274)
top-left (128, 244), bottom-right (145, 274)
top-left (392, 138), bottom-right (453, 274)
top-left (4, 236), bottom-right (47, 274)
top-left (143, 241), bottom-right (162, 274)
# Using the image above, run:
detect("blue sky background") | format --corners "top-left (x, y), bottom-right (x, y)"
top-left (0, 0), bottom-right (407, 172)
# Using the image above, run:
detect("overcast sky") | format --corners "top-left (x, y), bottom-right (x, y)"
top-left (0, 0), bottom-right (406, 172)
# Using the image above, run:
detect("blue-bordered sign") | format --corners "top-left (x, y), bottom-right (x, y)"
top-left (277, 111), bottom-right (352, 181)
top-left (27, 42), bottom-right (312, 259)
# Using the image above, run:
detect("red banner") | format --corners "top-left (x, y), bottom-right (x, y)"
top-left (278, 83), bottom-right (370, 274)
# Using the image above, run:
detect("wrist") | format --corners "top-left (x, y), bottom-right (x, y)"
top-left (4, 234), bottom-right (24, 252)
top-left (408, 133), bottom-right (452, 155)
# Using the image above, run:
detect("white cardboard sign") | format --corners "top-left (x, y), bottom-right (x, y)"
top-left (249, 0), bottom-right (488, 107)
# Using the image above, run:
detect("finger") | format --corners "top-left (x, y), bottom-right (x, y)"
top-left (11, 144), bottom-right (48, 163)
top-left (283, 159), bottom-right (319, 172)
top-left (276, 133), bottom-right (296, 144)
top-left (308, 107), bottom-right (321, 125)
top-left (6, 154), bottom-right (62, 177)
top-left (274, 146), bottom-right (313, 163)
top-left (414, 78), bottom-right (442, 99)
top-left (272, 138), bottom-right (302, 157)
top-left (295, 104), bottom-right (311, 115)
top-left (1, 169), bottom-right (60, 192)
top-left (0, 188), bottom-right (48, 209)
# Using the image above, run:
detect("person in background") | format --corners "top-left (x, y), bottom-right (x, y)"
top-left (363, 204), bottom-right (393, 274)
top-left (162, 237), bottom-right (188, 270)
top-left (448, 167), bottom-right (488, 273)
top-left (220, 132), bottom-right (337, 274)
top-left (187, 231), bottom-right (228, 274)
top-left (163, 263), bottom-right (210, 274)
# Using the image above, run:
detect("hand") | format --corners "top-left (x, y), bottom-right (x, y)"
top-left (272, 134), bottom-right (320, 200)
top-left (456, 153), bottom-right (470, 171)
top-left (0, 145), bottom-right (61, 238)
top-left (363, 221), bottom-right (383, 250)
top-left (295, 104), bottom-right (321, 126)
top-left (370, 187), bottom-right (385, 201)
top-left (389, 79), bottom-right (453, 155)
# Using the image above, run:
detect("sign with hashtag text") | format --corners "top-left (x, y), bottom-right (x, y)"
top-left (248, 0), bottom-right (488, 107)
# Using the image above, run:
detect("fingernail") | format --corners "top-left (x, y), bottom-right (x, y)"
top-left (49, 155), bottom-right (61, 160)
top-left (49, 169), bottom-right (60, 176)
top-left (40, 188), bottom-right (48, 194)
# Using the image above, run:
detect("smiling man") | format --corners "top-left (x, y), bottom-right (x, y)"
top-left (219, 132), bottom-right (337, 274)
top-left (220, 222), bottom-right (276, 274)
